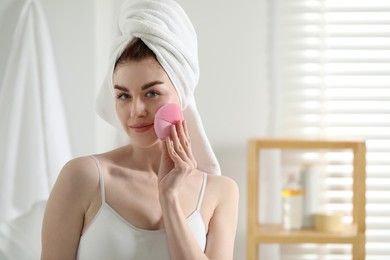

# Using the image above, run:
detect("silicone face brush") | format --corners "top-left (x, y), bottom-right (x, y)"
top-left (154, 103), bottom-right (184, 139)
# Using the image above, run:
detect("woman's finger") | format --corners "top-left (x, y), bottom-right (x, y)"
top-left (165, 136), bottom-right (180, 162)
top-left (183, 119), bottom-right (191, 140)
top-left (177, 120), bottom-right (190, 151)
top-left (180, 120), bottom-right (197, 167)
top-left (171, 123), bottom-right (189, 161)
top-left (169, 123), bottom-right (197, 174)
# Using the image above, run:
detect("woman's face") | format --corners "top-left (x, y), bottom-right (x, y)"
top-left (113, 56), bottom-right (180, 147)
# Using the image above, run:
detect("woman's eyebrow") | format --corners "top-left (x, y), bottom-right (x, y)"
top-left (114, 85), bottom-right (128, 92)
top-left (142, 80), bottom-right (164, 90)
top-left (114, 80), bottom-right (164, 92)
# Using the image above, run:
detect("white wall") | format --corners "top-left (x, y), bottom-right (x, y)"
top-left (0, 0), bottom-right (269, 258)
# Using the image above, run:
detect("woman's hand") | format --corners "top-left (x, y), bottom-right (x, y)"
top-left (158, 120), bottom-right (197, 196)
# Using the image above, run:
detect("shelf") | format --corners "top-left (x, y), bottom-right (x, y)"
top-left (249, 138), bottom-right (364, 150)
top-left (247, 138), bottom-right (366, 260)
top-left (253, 224), bottom-right (358, 244)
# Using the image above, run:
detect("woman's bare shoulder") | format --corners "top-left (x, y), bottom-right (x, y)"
top-left (207, 174), bottom-right (238, 189)
top-left (60, 156), bottom-right (99, 181)
top-left (205, 174), bottom-right (239, 201)
top-left (53, 156), bottom-right (101, 204)
top-left (63, 144), bottom-right (126, 174)
top-left (59, 146), bottom-right (131, 186)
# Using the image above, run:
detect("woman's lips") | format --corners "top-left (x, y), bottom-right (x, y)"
top-left (130, 123), bottom-right (154, 133)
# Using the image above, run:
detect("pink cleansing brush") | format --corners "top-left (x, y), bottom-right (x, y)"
top-left (154, 103), bottom-right (184, 140)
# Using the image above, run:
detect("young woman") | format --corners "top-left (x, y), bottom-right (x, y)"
top-left (41, 1), bottom-right (238, 259)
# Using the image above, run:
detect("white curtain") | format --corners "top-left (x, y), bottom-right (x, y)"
top-left (268, 0), bottom-right (390, 259)
top-left (0, 0), bottom-right (72, 258)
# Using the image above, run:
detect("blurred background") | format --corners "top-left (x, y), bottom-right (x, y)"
top-left (0, 0), bottom-right (389, 259)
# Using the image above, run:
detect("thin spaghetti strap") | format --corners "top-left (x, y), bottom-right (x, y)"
top-left (90, 155), bottom-right (106, 203)
top-left (196, 172), bottom-right (208, 211)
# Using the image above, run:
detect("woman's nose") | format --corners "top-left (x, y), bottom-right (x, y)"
top-left (130, 99), bottom-right (147, 118)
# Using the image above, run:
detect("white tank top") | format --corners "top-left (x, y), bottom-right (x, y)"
top-left (76, 156), bottom-right (207, 260)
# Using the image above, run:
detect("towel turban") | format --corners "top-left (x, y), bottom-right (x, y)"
top-left (96, 0), bottom-right (221, 175)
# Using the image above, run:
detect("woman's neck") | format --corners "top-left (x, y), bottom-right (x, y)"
top-left (126, 141), bottom-right (163, 175)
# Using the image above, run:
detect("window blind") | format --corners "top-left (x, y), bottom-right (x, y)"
top-left (268, 0), bottom-right (390, 259)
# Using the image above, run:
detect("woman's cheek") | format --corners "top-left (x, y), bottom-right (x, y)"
top-left (116, 104), bottom-right (128, 121)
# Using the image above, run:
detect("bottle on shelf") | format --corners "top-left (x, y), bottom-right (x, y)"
top-left (301, 163), bottom-right (320, 228)
top-left (282, 173), bottom-right (303, 230)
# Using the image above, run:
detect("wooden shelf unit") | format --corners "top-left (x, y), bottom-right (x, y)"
top-left (247, 138), bottom-right (366, 260)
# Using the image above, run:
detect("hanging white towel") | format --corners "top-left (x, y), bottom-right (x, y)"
top-left (0, 0), bottom-right (72, 257)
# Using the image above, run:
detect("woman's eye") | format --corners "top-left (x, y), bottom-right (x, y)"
top-left (116, 93), bottom-right (130, 100)
top-left (145, 90), bottom-right (159, 97)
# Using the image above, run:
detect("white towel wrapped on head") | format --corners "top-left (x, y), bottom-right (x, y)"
top-left (96, 0), bottom-right (221, 175)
